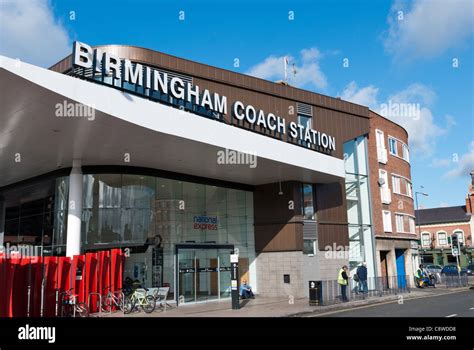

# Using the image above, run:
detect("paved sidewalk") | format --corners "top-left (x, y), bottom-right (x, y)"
top-left (99, 286), bottom-right (471, 318)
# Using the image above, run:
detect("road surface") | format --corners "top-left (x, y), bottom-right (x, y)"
top-left (317, 289), bottom-right (474, 317)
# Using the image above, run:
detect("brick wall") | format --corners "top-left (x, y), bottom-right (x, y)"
top-left (367, 111), bottom-right (415, 238)
top-left (417, 222), bottom-right (472, 248)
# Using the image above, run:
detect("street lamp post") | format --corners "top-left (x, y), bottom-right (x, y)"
top-left (415, 190), bottom-right (429, 266)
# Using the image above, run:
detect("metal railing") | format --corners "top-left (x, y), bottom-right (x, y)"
top-left (442, 275), bottom-right (469, 288)
top-left (319, 275), bottom-right (411, 306)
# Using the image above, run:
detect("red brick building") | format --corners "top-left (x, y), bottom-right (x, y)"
top-left (415, 172), bottom-right (474, 267)
top-left (367, 111), bottom-right (418, 284)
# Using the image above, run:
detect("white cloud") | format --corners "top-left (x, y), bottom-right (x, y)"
top-left (431, 158), bottom-right (451, 168)
top-left (381, 84), bottom-right (449, 155)
top-left (387, 83), bottom-right (436, 106)
top-left (341, 81), bottom-right (379, 109)
top-left (384, 0), bottom-right (474, 60)
top-left (246, 55), bottom-right (288, 82)
top-left (246, 47), bottom-right (327, 90)
top-left (0, 0), bottom-right (71, 67)
top-left (444, 141), bottom-right (474, 178)
top-left (341, 82), bottom-right (451, 155)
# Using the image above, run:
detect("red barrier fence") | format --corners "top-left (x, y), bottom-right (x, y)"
top-left (0, 249), bottom-right (125, 317)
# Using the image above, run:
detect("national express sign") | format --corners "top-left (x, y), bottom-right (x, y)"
top-left (72, 41), bottom-right (336, 152)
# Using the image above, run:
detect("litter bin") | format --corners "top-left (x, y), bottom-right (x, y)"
top-left (309, 280), bottom-right (322, 306)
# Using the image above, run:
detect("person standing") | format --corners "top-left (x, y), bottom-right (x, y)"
top-left (338, 265), bottom-right (349, 302)
top-left (357, 262), bottom-right (368, 294)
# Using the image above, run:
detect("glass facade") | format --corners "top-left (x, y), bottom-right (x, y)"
top-left (301, 184), bottom-right (315, 220)
top-left (94, 68), bottom-right (222, 121)
top-left (2, 177), bottom-right (69, 255)
top-left (81, 174), bottom-right (254, 250)
top-left (344, 136), bottom-right (375, 278)
top-left (80, 173), bottom-right (255, 301)
top-left (1, 171), bottom-right (255, 302)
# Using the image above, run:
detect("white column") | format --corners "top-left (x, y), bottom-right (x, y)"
top-left (0, 196), bottom-right (5, 246)
top-left (66, 160), bottom-right (83, 257)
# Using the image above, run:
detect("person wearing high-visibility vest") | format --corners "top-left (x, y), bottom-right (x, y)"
top-left (338, 265), bottom-right (349, 302)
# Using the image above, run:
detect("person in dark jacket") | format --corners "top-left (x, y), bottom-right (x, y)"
top-left (356, 262), bottom-right (368, 294)
top-left (338, 265), bottom-right (349, 302)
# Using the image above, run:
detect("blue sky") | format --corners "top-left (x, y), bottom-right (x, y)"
top-left (1, 0), bottom-right (473, 208)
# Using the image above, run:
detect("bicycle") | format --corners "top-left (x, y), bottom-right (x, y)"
top-left (123, 288), bottom-right (156, 314)
top-left (60, 288), bottom-right (89, 318)
top-left (101, 285), bottom-right (125, 312)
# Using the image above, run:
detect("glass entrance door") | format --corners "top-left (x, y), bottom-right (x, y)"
top-left (218, 250), bottom-right (231, 299)
top-left (177, 246), bottom-right (233, 304)
top-left (178, 250), bottom-right (195, 303)
top-left (195, 249), bottom-right (218, 302)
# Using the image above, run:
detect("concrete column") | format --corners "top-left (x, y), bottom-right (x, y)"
top-left (0, 196), bottom-right (5, 246)
top-left (66, 160), bottom-right (83, 257)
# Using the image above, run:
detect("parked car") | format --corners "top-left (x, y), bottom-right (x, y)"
top-left (466, 264), bottom-right (474, 276)
top-left (440, 264), bottom-right (468, 276)
top-left (424, 264), bottom-right (443, 282)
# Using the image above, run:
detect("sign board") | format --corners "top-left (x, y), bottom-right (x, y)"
top-left (71, 41), bottom-right (337, 153)
top-left (231, 280), bottom-right (238, 290)
top-left (230, 259), bottom-right (240, 310)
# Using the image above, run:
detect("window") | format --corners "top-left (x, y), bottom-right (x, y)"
top-left (382, 210), bottom-right (392, 232)
top-left (395, 214), bottom-right (404, 232)
top-left (379, 170), bottom-right (391, 204)
top-left (406, 181), bottom-right (412, 198)
top-left (402, 144), bottom-right (410, 162)
top-left (408, 217), bottom-right (415, 234)
top-left (298, 115), bottom-right (312, 147)
top-left (392, 176), bottom-right (401, 194)
top-left (303, 240), bottom-right (315, 255)
top-left (388, 137), bottom-right (398, 156)
top-left (421, 232), bottom-right (431, 247)
top-left (437, 232), bottom-right (448, 246)
top-left (376, 129), bottom-right (385, 149)
top-left (453, 230), bottom-right (464, 245)
top-left (298, 114), bottom-right (312, 128)
top-left (376, 129), bottom-right (387, 164)
top-left (302, 183), bottom-right (315, 220)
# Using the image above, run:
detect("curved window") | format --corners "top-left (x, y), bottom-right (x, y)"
top-left (80, 173), bottom-right (255, 292)
top-left (2, 176), bottom-right (69, 255)
top-left (82, 174), bottom-right (155, 247)
top-left (81, 174), bottom-right (253, 250)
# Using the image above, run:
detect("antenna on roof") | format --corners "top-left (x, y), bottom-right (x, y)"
top-left (292, 63), bottom-right (297, 79)
top-left (284, 57), bottom-right (289, 84)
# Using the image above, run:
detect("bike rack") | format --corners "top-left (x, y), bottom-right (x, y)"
top-left (88, 292), bottom-right (102, 318)
top-left (110, 291), bottom-right (125, 316)
top-left (117, 291), bottom-right (125, 316)
top-left (98, 291), bottom-right (125, 316)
